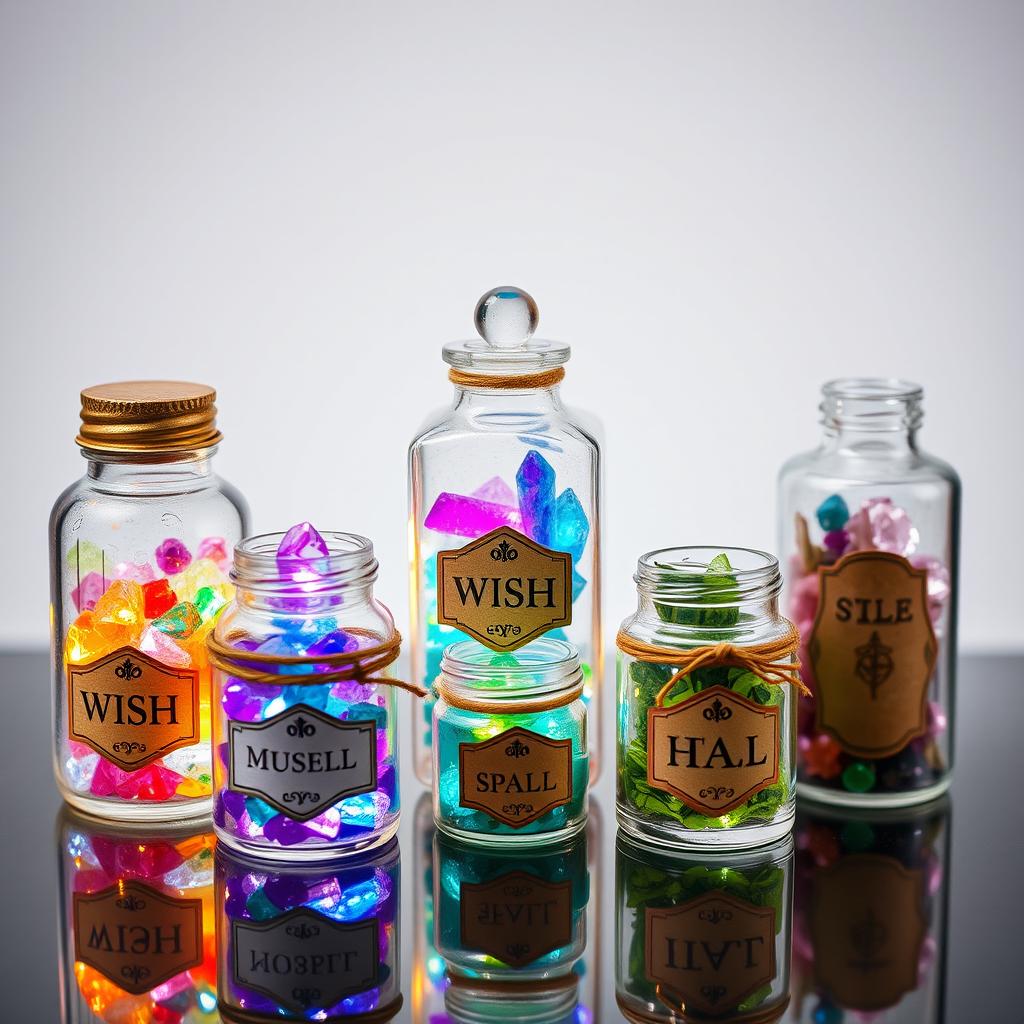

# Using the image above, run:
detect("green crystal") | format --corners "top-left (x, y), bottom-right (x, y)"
top-left (245, 887), bottom-right (279, 921)
top-left (194, 586), bottom-right (225, 620)
top-left (489, 653), bottom-right (519, 668)
top-left (841, 761), bottom-right (877, 793)
top-left (153, 601), bottom-right (201, 639)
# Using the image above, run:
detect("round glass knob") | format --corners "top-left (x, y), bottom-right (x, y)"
top-left (474, 286), bottom-right (539, 350)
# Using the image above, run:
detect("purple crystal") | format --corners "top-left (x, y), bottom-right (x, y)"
top-left (423, 492), bottom-right (522, 538)
top-left (308, 628), bottom-right (359, 662)
top-left (262, 874), bottom-right (311, 911)
top-left (154, 537), bottom-right (192, 575)
top-left (516, 450), bottom-right (556, 545)
top-left (277, 521), bottom-right (330, 561)
top-left (264, 807), bottom-right (342, 845)
top-left (472, 475), bottom-right (516, 506)
top-left (71, 571), bottom-right (105, 612)
top-left (823, 529), bottom-right (850, 556)
top-left (221, 788), bottom-right (248, 820)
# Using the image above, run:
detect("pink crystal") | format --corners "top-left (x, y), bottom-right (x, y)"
top-left (71, 572), bottom-right (105, 612)
top-left (788, 573), bottom-right (820, 625)
top-left (911, 555), bottom-right (951, 622)
top-left (472, 475), bottom-right (516, 507)
top-left (846, 498), bottom-right (919, 556)
top-left (90, 757), bottom-right (130, 797)
top-left (277, 521), bottom-right (330, 560)
top-left (139, 625), bottom-right (192, 668)
top-left (424, 492), bottom-right (523, 538)
top-left (115, 561), bottom-right (157, 583)
top-left (198, 535), bottom-right (231, 572)
top-left (155, 538), bottom-right (193, 574)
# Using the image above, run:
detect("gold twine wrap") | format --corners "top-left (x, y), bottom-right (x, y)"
top-left (207, 627), bottom-right (427, 697)
top-left (615, 625), bottom-right (808, 703)
top-left (448, 366), bottom-right (565, 390)
top-left (433, 677), bottom-right (585, 715)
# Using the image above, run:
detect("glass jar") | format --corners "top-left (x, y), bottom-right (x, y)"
top-left (210, 525), bottom-right (410, 860)
top-left (433, 637), bottom-right (589, 845)
top-left (444, 975), bottom-right (581, 1024)
top-left (615, 832), bottom-right (793, 1024)
top-left (50, 381), bottom-right (249, 822)
top-left (57, 806), bottom-right (217, 1024)
top-left (215, 838), bottom-right (402, 1023)
top-left (433, 828), bottom-right (589, 981)
top-left (778, 379), bottom-right (960, 807)
top-left (617, 547), bottom-right (802, 850)
top-left (409, 285), bottom-right (602, 785)
top-left (791, 799), bottom-right (949, 1022)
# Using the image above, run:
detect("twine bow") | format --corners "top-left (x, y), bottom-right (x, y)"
top-left (615, 625), bottom-right (809, 704)
top-left (207, 627), bottom-right (427, 697)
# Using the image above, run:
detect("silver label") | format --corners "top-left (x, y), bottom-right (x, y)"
top-left (228, 704), bottom-right (377, 821)
top-left (232, 909), bottom-right (379, 1012)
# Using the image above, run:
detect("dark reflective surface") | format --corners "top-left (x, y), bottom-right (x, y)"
top-left (1, 652), bottom-right (1020, 1020)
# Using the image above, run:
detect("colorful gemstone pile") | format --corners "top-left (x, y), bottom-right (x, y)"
top-left (63, 536), bottom-right (233, 802)
top-left (791, 496), bottom-right (951, 796)
top-left (64, 822), bottom-right (217, 1023)
top-left (420, 449), bottom-right (593, 740)
top-left (213, 523), bottom-right (400, 851)
top-left (217, 841), bottom-right (400, 1019)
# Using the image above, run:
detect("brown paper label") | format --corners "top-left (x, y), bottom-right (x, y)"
top-left (73, 881), bottom-right (203, 995)
top-left (67, 646), bottom-right (200, 771)
top-left (647, 686), bottom-right (780, 816)
top-left (810, 854), bottom-right (926, 1011)
top-left (459, 872), bottom-right (573, 967)
top-left (437, 526), bottom-right (572, 651)
top-left (645, 892), bottom-right (777, 1017)
top-left (459, 726), bottom-right (573, 827)
top-left (810, 552), bottom-right (937, 758)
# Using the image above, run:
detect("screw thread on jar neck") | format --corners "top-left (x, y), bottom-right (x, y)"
top-left (820, 378), bottom-right (923, 443)
top-left (440, 638), bottom-right (582, 702)
top-left (230, 531), bottom-right (379, 610)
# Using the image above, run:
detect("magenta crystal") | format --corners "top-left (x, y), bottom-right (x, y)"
top-left (277, 522), bottom-right (330, 561)
top-left (846, 498), bottom-right (919, 556)
top-left (154, 538), bottom-right (193, 575)
top-left (198, 535), bottom-right (231, 571)
top-left (911, 555), bottom-right (951, 622)
top-left (71, 571), bottom-right (105, 612)
top-left (822, 529), bottom-right (849, 557)
top-left (424, 492), bottom-right (522, 538)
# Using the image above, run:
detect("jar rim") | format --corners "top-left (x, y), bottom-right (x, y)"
top-left (231, 531), bottom-right (378, 590)
top-left (822, 377), bottom-right (923, 401)
top-left (634, 546), bottom-right (781, 606)
top-left (440, 638), bottom-right (583, 701)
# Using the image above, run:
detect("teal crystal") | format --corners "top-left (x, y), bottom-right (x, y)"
top-left (554, 487), bottom-right (589, 562)
top-left (572, 568), bottom-right (587, 601)
top-left (245, 796), bottom-right (278, 827)
top-left (816, 493), bottom-right (849, 532)
top-left (153, 601), bottom-right (201, 639)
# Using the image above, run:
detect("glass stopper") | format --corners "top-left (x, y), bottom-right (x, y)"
top-left (474, 286), bottom-right (539, 350)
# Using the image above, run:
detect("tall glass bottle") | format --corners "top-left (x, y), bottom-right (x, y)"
top-left (409, 286), bottom-right (602, 783)
top-left (50, 381), bottom-right (249, 821)
top-left (778, 380), bottom-right (960, 807)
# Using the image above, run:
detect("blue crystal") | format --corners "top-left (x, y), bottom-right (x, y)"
top-left (245, 796), bottom-right (278, 826)
top-left (516, 450), bottom-right (556, 546)
top-left (816, 494), bottom-right (849, 532)
top-left (554, 487), bottom-right (589, 562)
top-left (572, 568), bottom-right (587, 601)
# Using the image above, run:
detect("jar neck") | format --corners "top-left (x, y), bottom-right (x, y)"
top-left (230, 531), bottom-right (378, 615)
top-left (631, 547), bottom-right (783, 635)
top-left (452, 383), bottom-right (564, 415)
top-left (440, 638), bottom-right (582, 702)
top-left (84, 447), bottom-right (217, 493)
top-left (819, 378), bottom-right (923, 454)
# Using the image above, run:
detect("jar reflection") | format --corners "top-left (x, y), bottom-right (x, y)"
top-left (57, 806), bottom-right (218, 1024)
top-left (790, 799), bottom-right (949, 1023)
top-left (616, 831), bottom-right (793, 1023)
top-left (414, 792), bottom-right (600, 1022)
top-left (215, 839), bottom-right (401, 1022)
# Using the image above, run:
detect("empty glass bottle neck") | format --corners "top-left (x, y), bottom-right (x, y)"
top-left (230, 531), bottom-right (378, 611)
top-left (631, 546), bottom-right (783, 632)
top-left (84, 448), bottom-right (217, 491)
top-left (820, 379), bottom-right (923, 447)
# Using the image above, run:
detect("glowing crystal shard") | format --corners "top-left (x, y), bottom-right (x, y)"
top-left (424, 492), bottom-right (522, 538)
top-left (554, 486), bottom-right (589, 562)
top-left (516, 450), bottom-right (556, 546)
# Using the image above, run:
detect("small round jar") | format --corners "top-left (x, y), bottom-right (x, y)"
top-left (51, 380), bottom-right (249, 822)
top-left (616, 547), bottom-right (801, 850)
top-left (779, 379), bottom-right (960, 808)
top-left (216, 839), bottom-right (402, 1023)
top-left (432, 827), bottom-right (589, 982)
top-left (210, 529), bottom-right (405, 860)
top-left (791, 799), bottom-right (949, 1023)
top-left (57, 806), bottom-right (217, 1024)
top-left (433, 638), bottom-right (589, 845)
top-left (615, 831), bottom-right (793, 1024)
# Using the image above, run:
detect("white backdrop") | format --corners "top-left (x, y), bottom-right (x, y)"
top-left (1, 1), bottom-right (1021, 649)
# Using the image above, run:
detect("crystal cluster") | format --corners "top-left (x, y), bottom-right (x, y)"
top-left (214, 523), bottom-right (399, 851)
top-left (218, 845), bottom-right (399, 1017)
top-left (66, 824), bottom-right (217, 1023)
top-left (63, 536), bottom-right (233, 802)
top-left (421, 450), bottom-right (592, 738)
top-left (791, 496), bottom-right (951, 795)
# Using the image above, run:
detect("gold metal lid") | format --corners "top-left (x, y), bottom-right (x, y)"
top-left (76, 381), bottom-right (222, 454)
